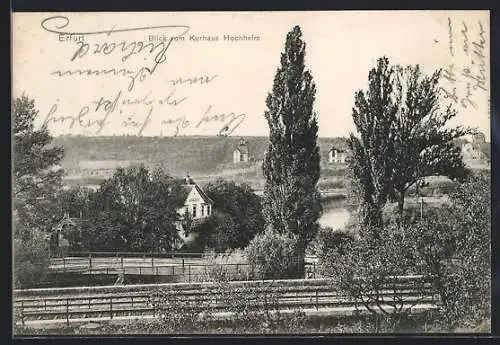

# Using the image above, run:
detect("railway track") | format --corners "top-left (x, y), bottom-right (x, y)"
top-left (14, 277), bottom-right (438, 325)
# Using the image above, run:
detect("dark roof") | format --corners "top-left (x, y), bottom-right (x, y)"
top-left (58, 216), bottom-right (87, 229)
top-left (462, 142), bottom-right (491, 160)
top-left (235, 144), bottom-right (249, 155)
top-left (180, 183), bottom-right (214, 205)
top-left (179, 184), bottom-right (193, 201)
top-left (329, 139), bottom-right (350, 152)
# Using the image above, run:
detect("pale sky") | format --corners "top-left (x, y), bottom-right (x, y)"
top-left (12, 11), bottom-right (490, 138)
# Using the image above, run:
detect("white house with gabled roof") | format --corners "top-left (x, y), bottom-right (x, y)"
top-left (175, 174), bottom-right (214, 248)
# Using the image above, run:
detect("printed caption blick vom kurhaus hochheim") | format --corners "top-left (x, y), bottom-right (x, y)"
top-left (148, 33), bottom-right (261, 42)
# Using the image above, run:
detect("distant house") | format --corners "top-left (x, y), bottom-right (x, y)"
top-left (472, 132), bottom-right (487, 145)
top-left (77, 160), bottom-right (131, 179)
top-left (233, 138), bottom-right (250, 163)
top-left (461, 133), bottom-right (490, 165)
top-left (328, 146), bottom-right (349, 164)
top-left (175, 174), bottom-right (214, 248)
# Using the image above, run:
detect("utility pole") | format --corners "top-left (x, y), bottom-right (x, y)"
top-left (416, 179), bottom-right (428, 222)
top-left (420, 197), bottom-right (423, 222)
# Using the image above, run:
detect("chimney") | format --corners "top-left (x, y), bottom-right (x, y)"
top-left (185, 172), bottom-right (193, 185)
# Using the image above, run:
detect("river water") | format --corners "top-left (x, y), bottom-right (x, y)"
top-left (318, 199), bottom-right (351, 230)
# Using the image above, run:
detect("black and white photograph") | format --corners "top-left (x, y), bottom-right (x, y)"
top-left (11, 10), bottom-right (491, 335)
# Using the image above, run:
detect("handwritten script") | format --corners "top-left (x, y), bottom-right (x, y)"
top-left (439, 18), bottom-right (488, 111)
top-left (40, 15), bottom-right (247, 136)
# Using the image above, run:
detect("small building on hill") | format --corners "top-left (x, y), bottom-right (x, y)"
top-left (328, 146), bottom-right (349, 164)
top-left (233, 138), bottom-right (250, 163)
top-left (175, 174), bottom-right (214, 248)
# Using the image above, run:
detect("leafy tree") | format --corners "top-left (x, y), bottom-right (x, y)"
top-left (13, 95), bottom-right (65, 239)
top-left (12, 95), bottom-right (65, 287)
top-left (262, 25), bottom-right (322, 255)
top-left (389, 64), bottom-right (471, 217)
top-left (348, 57), bottom-right (399, 232)
top-left (244, 227), bottom-right (301, 280)
top-left (309, 226), bottom-right (354, 263)
top-left (348, 57), bottom-right (471, 229)
top-left (321, 175), bottom-right (490, 332)
top-left (409, 174), bottom-right (490, 331)
top-left (55, 187), bottom-right (94, 218)
top-left (84, 166), bottom-right (185, 252)
top-left (202, 179), bottom-right (265, 251)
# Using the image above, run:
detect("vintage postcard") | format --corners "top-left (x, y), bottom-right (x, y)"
top-left (12, 11), bottom-right (490, 335)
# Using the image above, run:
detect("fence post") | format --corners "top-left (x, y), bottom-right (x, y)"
top-left (63, 256), bottom-right (66, 272)
top-left (121, 256), bottom-right (124, 270)
top-left (66, 298), bottom-right (70, 325)
top-left (131, 296), bottom-right (134, 308)
top-left (315, 290), bottom-right (318, 310)
top-left (20, 300), bottom-right (25, 327)
top-left (89, 253), bottom-right (92, 271)
top-left (172, 266), bottom-right (175, 277)
top-left (139, 267), bottom-right (142, 275)
top-left (152, 257), bottom-right (154, 273)
top-left (188, 265), bottom-right (191, 283)
top-left (44, 299), bottom-right (47, 311)
top-left (182, 259), bottom-right (185, 269)
top-left (313, 262), bottom-right (316, 279)
top-left (110, 297), bottom-right (113, 319)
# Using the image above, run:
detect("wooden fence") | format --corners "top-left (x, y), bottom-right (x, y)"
top-left (48, 252), bottom-right (320, 282)
top-left (14, 276), bottom-right (438, 326)
top-left (48, 257), bottom-right (319, 282)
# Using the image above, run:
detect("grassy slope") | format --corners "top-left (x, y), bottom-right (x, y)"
top-left (53, 135), bottom-right (487, 191)
top-left (53, 135), bottom-right (348, 178)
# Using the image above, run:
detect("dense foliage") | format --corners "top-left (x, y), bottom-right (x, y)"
top-left (201, 179), bottom-right (265, 251)
top-left (409, 175), bottom-right (490, 330)
top-left (320, 175), bottom-right (490, 331)
top-left (348, 57), bottom-right (471, 230)
top-left (80, 166), bottom-right (186, 252)
top-left (262, 25), bottom-right (322, 256)
top-left (13, 95), bottom-right (65, 288)
top-left (244, 227), bottom-right (302, 280)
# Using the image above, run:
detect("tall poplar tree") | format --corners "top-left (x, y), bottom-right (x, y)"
top-left (348, 57), bottom-right (399, 233)
top-left (262, 26), bottom-right (322, 254)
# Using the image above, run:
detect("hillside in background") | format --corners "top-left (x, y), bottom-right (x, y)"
top-left (52, 135), bottom-right (348, 177)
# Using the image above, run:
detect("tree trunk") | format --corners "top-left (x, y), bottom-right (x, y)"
top-left (397, 191), bottom-right (405, 226)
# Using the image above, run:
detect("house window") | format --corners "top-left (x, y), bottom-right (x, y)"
top-left (240, 154), bottom-right (244, 162)
top-left (184, 207), bottom-right (189, 217)
top-left (201, 205), bottom-right (205, 217)
top-left (192, 205), bottom-right (197, 218)
top-left (207, 204), bottom-right (211, 215)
